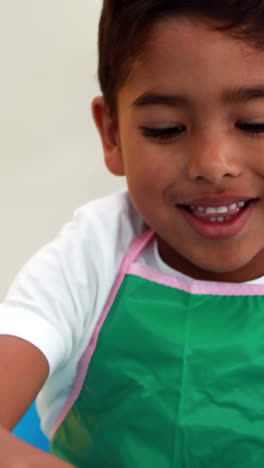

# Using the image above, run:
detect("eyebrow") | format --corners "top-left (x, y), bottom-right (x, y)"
top-left (132, 85), bottom-right (264, 108)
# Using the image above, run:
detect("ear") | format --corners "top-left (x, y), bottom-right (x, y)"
top-left (91, 96), bottom-right (125, 176)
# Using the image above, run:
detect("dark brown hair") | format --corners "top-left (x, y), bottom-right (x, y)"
top-left (98, 0), bottom-right (264, 118)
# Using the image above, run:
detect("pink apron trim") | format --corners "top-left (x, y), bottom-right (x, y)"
top-left (128, 263), bottom-right (264, 296)
top-left (51, 229), bottom-right (154, 437)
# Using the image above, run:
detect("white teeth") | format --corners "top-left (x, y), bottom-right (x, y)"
top-left (208, 215), bottom-right (233, 223)
top-left (191, 200), bottom-right (247, 214)
top-left (216, 206), bottom-right (228, 214)
top-left (206, 204), bottom-right (237, 214)
top-left (205, 206), bottom-right (230, 214)
top-left (206, 207), bottom-right (217, 214)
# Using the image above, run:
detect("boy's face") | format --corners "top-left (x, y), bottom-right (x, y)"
top-left (93, 16), bottom-right (264, 282)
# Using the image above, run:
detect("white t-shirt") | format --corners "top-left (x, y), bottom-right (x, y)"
top-left (1, 189), bottom-right (264, 437)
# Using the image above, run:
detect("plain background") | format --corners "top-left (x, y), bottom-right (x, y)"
top-left (0, 1), bottom-right (125, 299)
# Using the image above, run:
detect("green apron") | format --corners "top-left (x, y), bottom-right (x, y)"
top-left (51, 230), bottom-right (264, 467)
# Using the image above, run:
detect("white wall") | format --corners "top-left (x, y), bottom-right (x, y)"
top-left (0, 1), bottom-right (125, 299)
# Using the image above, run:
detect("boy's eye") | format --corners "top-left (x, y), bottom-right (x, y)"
top-left (141, 122), bottom-right (264, 143)
top-left (141, 126), bottom-right (185, 142)
top-left (237, 122), bottom-right (264, 136)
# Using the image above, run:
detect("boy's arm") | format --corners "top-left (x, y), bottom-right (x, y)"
top-left (0, 335), bottom-right (74, 467)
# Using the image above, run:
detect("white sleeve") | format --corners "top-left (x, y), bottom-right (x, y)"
top-left (0, 191), bottom-right (144, 382)
top-left (0, 211), bottom-right (92, 376)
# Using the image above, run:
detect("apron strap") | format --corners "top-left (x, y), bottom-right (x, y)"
top-left (51, 229), bottom-right (155, 437)
top-left (120, 229), bottom-right (155, 275)
top-left (110, 229), bottom-right (154, 303)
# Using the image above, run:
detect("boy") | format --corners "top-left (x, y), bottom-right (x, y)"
top-left (1, 1), bottom-right (264, 466)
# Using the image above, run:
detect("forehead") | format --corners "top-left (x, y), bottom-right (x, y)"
top-left (120, 16), bottom-right (264, 103)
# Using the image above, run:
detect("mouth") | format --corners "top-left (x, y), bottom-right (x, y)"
top-left (182, 199), bottom-right (252, 221)
top-left (177, 198), bottom-right (258, 239)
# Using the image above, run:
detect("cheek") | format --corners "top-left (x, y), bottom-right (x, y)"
top-left (254, 150), bottom-right (264, 174)
top-left (127, 156), bottom-right (174, 198)
top-left (243, 141), bottom-right (264, 171)
top-left (126, 141), bottom-right (180, 180)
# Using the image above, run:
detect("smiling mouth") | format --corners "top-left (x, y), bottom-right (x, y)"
top-left (180, 199), bottom-right (255, 223)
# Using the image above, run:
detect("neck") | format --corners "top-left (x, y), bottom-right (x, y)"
top-left (157, 237), bottom-right (264, 283)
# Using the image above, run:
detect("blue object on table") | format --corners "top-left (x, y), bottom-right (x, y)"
top-left (13, 401), bottom-right (49, 452)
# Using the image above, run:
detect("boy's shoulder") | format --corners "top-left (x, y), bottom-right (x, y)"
top-left (49, 189), bottom-right (147, 271)
top-left (75, 189), bottom-right (132, 217)
top-left (70, 189), bottom-right (146, 243)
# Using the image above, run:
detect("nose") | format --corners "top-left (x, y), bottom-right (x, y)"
top-left (185, 132), bottom-right (241, 184)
